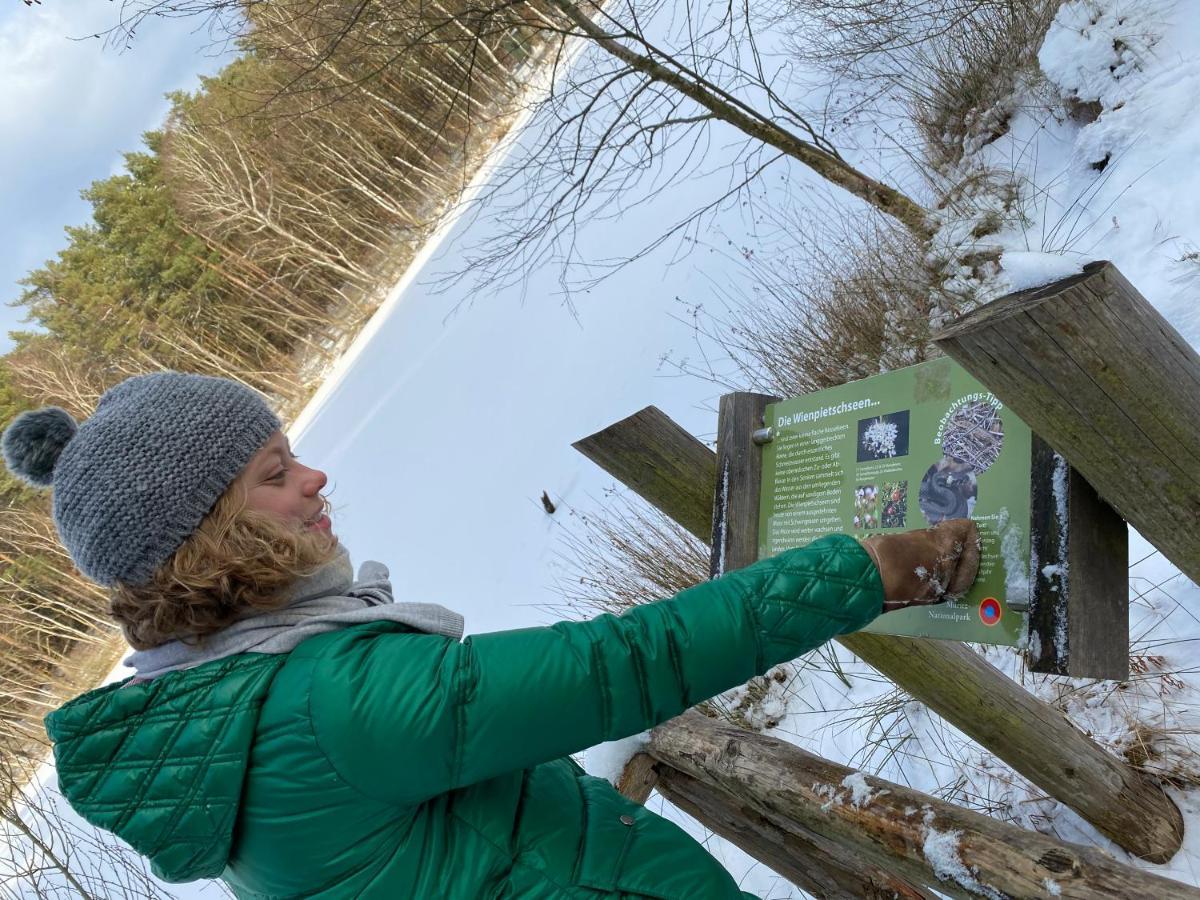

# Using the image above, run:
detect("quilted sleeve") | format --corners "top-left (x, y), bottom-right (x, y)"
top-left (307, 533), bottom-right (882, 805)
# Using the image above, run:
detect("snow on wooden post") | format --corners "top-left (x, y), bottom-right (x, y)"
top-left (573, 404), bottom-right (1184, 861)
top-left (934, 260), bottom-right (1200, 590)
top-left (1027, 435), bottom-right (1129, 679)
top-left (652, 709), bottom-right (1200, 900)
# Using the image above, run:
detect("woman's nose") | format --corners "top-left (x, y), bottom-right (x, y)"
top-left (304, 466), bottom-right (328, 494)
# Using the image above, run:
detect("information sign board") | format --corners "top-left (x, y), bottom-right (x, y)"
top-left (758, 358), bottom-right (1031, 645)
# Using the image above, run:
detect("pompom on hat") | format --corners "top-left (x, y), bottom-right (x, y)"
top-left (2, 406), bottom-right (77, 488)
top-left (1, 371), bottom-right (279, 587)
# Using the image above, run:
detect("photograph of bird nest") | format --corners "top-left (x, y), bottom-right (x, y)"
top-left (941, 400), bottom-right (1004, 472)
top-left (856, 410), bottom-right (911, 462)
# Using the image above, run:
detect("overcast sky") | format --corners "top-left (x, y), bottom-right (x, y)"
top-left (0, 1), bottom-right (236, 355)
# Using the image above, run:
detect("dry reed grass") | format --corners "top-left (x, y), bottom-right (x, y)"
top-left (549, 494), bottom-right (709, 619)
top-left (668, 204), bottom-right (940, 398)
top-left (787, 0), bottom-right (1060, 170)
top-left (905, 1), bottom-right (1060, 169)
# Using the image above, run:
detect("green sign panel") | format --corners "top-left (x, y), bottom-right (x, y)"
top-left (758, 358), bottom-right (1031, 645)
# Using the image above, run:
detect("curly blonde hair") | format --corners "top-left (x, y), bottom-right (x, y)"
top-left (109, 478), bottom-right (340, 650)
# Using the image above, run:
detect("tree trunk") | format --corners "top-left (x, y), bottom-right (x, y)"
top-left (547, 0), bottom-right (933, 237)
top-left (651, 710), bottom-right (1200, 900)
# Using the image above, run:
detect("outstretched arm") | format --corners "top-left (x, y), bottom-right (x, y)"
top-left (308, 523), bottom-right (976, 805)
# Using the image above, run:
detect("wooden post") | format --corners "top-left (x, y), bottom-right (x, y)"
top-left (657, 763), bottom-right (935, 899)
top-left (614, 752), bottom-right (658, 805)
top-left (934, 260), bottom-right (1200, 588)
top-left (573, 404), bottom-right (1184, 862)
top-left (652, 710), bottom-right (1200, 900)
top-left (1028, 436), bottom-right (1129, 679)
top-left (709, 392), bottom-right (778, 578)
top-left (572, 406), bottom-right (716, 542)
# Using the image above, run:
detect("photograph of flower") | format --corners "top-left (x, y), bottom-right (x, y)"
top-left (852, 484), bottom-right (879, 530)
top-left (856, 410), bottom-right (911, 462)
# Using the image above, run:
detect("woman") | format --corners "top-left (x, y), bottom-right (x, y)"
top-left (3, 371), bottom-right (978, 898)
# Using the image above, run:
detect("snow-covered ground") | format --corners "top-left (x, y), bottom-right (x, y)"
top-left (13, 0), bottom-right (1200, 897)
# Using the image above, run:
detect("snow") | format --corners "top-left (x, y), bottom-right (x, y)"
top-left (841, 771), bottom-right (887, 808)
top-left (714, 461), bottom-right (730, 577)
top-left (812, 782), bottom-right (839, 812)
top-left (584, 731), bottom-right (651, 786)
top-left (1038, 3), bottom-right (1166, 108)
top-left (996, 250), bottom-right (1085, 293)
top-left (922, 824), bottom-right (1003, 900)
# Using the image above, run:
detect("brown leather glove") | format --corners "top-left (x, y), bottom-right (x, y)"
top-left (861, 519), bottom-right (980, 613)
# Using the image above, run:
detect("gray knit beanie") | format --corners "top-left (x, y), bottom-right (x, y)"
top-left (0, 371), bottom-right (280, 588)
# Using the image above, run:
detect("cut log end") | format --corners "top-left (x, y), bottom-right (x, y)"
top-left (615, 751), bottom-right (659, 805)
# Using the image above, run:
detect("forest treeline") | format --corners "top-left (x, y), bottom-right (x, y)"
top-left (0, 0), bottom-right (551, 768)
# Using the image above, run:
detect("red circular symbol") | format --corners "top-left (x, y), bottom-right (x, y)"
top-left (979, 598), bottom-right (1002, 626)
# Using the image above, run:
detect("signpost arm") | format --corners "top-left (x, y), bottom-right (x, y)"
top-left (573, 407), bottom-right (1183, 862)
top-left (572, 405), bottom-right (715, 542)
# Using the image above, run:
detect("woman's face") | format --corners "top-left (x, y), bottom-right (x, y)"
top-left (240, 429), bottom-right (334, 536)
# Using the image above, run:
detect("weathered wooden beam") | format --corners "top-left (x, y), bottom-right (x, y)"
top-left (573, 406), bottom-right (716, 542)
top-left (576, 404), bottom-right (1183, 861)
top-left (933, 260), bottom-right (1200, 587)
top-left (710, 392), bottom-right (778, 578)
top-left (657, 762), bottom-right (933, 899)
top-left (652, 710), bottom-right (1200, 900)
top-left (1028, 435), bottom-right (1129, 679)
top-left (835, 630), bottom-right (1179, 860)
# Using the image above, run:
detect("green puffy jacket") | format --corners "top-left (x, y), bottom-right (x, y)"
top-left (45, 533), bottom-right (882, 899)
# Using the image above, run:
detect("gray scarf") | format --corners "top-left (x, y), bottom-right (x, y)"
top-left (124, 544), bottom-right (465, 680)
